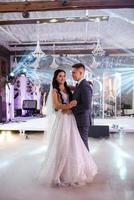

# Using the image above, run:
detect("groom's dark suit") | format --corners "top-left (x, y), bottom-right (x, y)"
top-left (72, 79), bottom-right (92, 150)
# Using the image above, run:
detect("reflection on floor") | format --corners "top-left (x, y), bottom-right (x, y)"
top-left (0, 131), bottom-right (134, 200)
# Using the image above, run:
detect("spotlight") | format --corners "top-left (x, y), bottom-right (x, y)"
top-left (10, 72), bottom-right (15, 77)
top-left (20, 72), bottom-right (26, 77)
top-left (62, 0), bottom-right (69, 6)
top-left (8, 72), bottom-right (15, 82)
top-left (22, 11), bottom-right (30, 18)
top-left (22, 68), bottom-right (27, 73)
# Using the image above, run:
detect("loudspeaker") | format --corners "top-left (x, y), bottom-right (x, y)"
top-left (22, 100), bottom-right (37, 110)
top-left (88, 125), bottom-right (109, 138)
top-left (15, 109), bottom-right (22, 117)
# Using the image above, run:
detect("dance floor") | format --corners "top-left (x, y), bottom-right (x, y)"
top-left (0, 130), bottom-right (134, 200)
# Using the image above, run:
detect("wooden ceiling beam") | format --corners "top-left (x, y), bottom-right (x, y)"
top-left (0, 45), bottom-right (10, 55)
top-left (0, 16), bottom-right (109, 26)
top-left (9, 42), bottom-right (96, 47)
top-left (10, 48), bottom-right (134, 55)
top-left (0, 0), bottom-right (134, 13)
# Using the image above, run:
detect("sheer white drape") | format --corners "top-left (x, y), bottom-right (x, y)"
top-left (43, 84), bottom-right (56, 141)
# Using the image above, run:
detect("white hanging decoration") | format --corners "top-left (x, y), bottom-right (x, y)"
top-left (90, 56), bottom-right (99, 69)
top-left (92, 18), bottom-right (105, 56)
top-left (32, 40), bottom-right (45, 59)
top-left (50, 44), bottom-right (59, 69)
top-left (92, 39), bottom-right (105, 56)
top-left (32, 21), bottom-right (46, 69)
top-left (32, 40), bottom-right (45, 69)
top-left (12, 45), bottom-right (18, 69)
top-left (50, 57), bottom-right (59, 69)
top-left (12, 57), bottom-right (18, 68)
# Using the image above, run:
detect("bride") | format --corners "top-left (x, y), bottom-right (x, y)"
top-left (39, 69), bottom-right (97, 187)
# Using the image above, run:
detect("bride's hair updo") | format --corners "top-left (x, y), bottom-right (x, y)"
top-left (52, 69), bottom-right (72, 104)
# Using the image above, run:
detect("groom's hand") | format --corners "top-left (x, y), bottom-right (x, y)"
top-left (69, 100), bottom-right (77, 108)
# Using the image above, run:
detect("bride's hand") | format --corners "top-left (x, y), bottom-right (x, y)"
top-left (69, 100), bottom-right (77, 108)
top-left (62, 110), bottom-right (72, 114)
top-left (61, 100), bottom-right (77, 112)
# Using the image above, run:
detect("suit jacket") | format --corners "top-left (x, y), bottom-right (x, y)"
top-left (72, 79), bottom-right (92, 127)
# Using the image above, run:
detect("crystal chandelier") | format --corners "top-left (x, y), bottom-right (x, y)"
top-left (31, 40), bottom-right (45, 69)
top-left (90, 56), bottom-right (99, 68)
top-left (92, 18), bottom-right (105, 56)
top-left (32, 40), bottom-right (45, 59)
top-left (32, 21), bottom-right (45, 69)
top-left (92, 39), bottom-right (105, 56)
top-left (50, 57), bottom-right (59, 69)
top-left (50, 44), bottom-right (59, 69)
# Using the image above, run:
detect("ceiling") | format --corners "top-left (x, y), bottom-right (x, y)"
top-left (0, 1), bottom-right (133, 55)
top-left (0, 1), bottom-right (133, 86)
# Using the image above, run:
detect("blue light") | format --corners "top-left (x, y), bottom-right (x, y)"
top-left (22, 53), bottom-right (36, 65)
top-left (22, 68), bottom-right (27, 73)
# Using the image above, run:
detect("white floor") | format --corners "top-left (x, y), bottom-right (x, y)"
top-left (0, 131), bottom-right (134, 200)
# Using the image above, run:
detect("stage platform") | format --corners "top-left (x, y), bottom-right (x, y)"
top-left (94, 117), bottom-right (134, 133)
top-left (0, 116), bottom-right (47, 136)
top-left (0, 116), bottom-right (134, 135)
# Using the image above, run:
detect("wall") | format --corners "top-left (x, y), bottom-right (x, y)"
top-left (0, 46), bottom-right (10, 122)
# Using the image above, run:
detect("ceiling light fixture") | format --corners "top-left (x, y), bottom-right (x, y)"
top-left (31, 21), bottom-right (45, 69)
top-left (92, 18), bottom-right (105, 56)
top-left (62, 0), bottom-right (70, 6)
top-left (92, 39), bottom-right (105, 56)
top-left (49, 19), bottom-right (58, 23)
top-left (22, 11), bottom-right (30, 18)
top-left (32, 40), bottom-right (45, 59)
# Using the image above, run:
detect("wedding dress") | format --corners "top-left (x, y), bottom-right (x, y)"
top-left (39, 91), bottom-right (97, 187)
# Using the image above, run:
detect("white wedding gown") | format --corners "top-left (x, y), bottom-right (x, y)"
top-left (39, 91), bottom-right (97, 187)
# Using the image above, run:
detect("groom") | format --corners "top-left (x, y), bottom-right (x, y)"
top-left (72, 63), bottom-right (93, 151)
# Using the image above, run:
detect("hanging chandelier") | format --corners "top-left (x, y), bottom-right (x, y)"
top-left (90, 56), bottom-right (99, 68)
top-left (92, 18), bottom-right (105, 56)
top-left (31, 39), bottom-right (46, 70)
top-left (32, 40), bottom-right (45, 59)
top-left (50, 44), bottom-right (59, 69)
top-left (92, 39), bottom-right (105, 56)
top-left (32, 21), bottom-right (45, 63)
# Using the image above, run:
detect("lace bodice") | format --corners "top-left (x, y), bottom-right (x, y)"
top-left (60, 91), bottom-right (69, 104)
